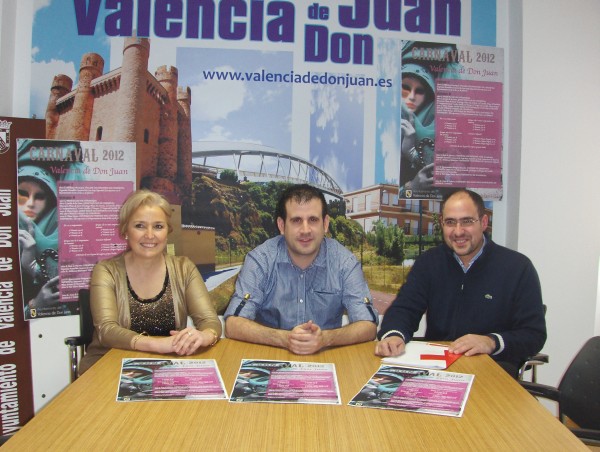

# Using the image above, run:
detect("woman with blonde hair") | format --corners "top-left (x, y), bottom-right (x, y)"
top-left (79, 190), bottom-right (221, 374)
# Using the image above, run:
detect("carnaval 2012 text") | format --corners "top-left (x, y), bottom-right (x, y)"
top-left (74, 0), bottom-right (462, 65)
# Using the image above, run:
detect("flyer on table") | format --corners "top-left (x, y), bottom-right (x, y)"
top-left (230, 359), bottom-right (341, 404)
top-left (116, 358), bottom-right (228, 402)
top-left (349, 364), bottom-right (474, 417)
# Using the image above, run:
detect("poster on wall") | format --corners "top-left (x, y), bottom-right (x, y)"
top-left (398, 41), bottom-right (504, 200)
top-left (23, 0), bottom-right (502, 314)
top-left (17, 139), bottom-right (135, 320)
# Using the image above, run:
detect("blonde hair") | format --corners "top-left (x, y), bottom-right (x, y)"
top-left (118, 190), bottom-right (173, 238)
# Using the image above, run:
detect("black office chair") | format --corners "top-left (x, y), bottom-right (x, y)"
top-left (64, 288), bottom-right (94, 382)
top-left (520, 336), bottom-right (600, 446)
top-left (518, 351), bottom-right (549, 382)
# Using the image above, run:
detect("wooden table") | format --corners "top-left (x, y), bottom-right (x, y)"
top-left (4, 339), bottom-right (586, 451)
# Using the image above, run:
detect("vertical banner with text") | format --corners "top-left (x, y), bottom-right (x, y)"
top-left (0, 117), bottom-right (44, 439)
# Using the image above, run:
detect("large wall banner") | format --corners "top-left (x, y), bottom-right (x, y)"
top-left (27, 0), bottom-right (502, 197)
top-left (21, 0), bottom-right (504, 314)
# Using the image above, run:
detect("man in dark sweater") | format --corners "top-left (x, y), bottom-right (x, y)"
top-left (376, 189), bottom-right (546, 377)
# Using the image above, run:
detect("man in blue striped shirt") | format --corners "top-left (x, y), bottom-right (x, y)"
top-left (225, 184), bottom-right (378, 354)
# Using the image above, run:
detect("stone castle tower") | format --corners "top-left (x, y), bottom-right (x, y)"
top-left (46, 75), bottom-right (73, 140)
top-left (44, 37), bottom-right (191, 203)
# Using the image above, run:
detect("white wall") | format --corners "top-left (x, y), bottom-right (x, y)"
top-left (519, 0), bottom-right (600, 387)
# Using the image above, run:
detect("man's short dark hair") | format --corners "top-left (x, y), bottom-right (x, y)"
top-left (441, 189), bottom-right (485, 218)
top-left (275, 184), bottom-right (328, 222)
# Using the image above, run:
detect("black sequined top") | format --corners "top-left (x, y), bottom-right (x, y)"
top-left (127, 270), bottom-right (176, 336)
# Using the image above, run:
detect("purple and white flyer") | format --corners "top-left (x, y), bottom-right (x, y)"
top-left (117, 358), bottom-right (228, 402)
top-left (349, 365), bottom-right (474, 417)
top-left (229, 359), bottom-right (341, 405)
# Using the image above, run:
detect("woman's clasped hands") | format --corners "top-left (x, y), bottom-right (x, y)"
top-left (170, 328), bottom-right (218, 355)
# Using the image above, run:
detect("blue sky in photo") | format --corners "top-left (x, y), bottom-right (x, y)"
top-left (176, 47), bottom-right (293, 152)
top-left (310, 84), bottom-right (364, 192)
top-left (30, 0), bottom-right (110, 117)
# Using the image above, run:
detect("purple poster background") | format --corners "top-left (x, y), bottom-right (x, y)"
top-left (435, 79), bottom-right (503, 188)
top-left (59, 180), bottom-right (132, 303)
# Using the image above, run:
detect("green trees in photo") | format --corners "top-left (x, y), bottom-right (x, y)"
top-left (370, 220), bottom-right (405, 264)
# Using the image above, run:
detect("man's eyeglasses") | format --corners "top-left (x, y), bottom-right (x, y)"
top-left (442, 217), bottom-right (481, 228)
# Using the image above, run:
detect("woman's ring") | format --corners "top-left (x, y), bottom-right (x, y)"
top-left (187, 331), bottom-right (192, 336)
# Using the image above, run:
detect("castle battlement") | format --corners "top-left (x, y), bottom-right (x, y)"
top-left (177, 86), bottom-right (191, 103)
top-left (51, 74), bottom-right (73, 92)
top-left (155, 65), bottom-right (178, 82)
top-left (123, 36), bottom-right (151, 54)
top-left (79, 53), bottom-right (104, 72)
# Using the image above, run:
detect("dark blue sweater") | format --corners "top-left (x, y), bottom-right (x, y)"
top-left (379, 239), bottom-right (547, 367)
